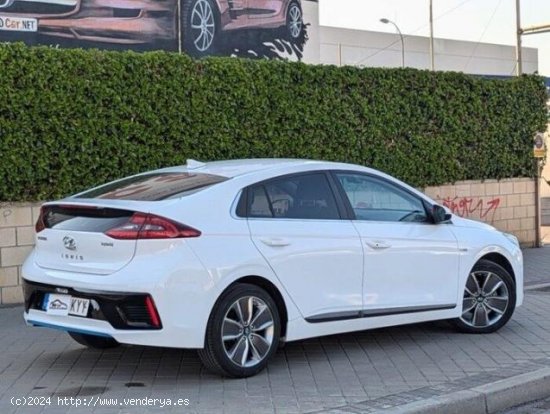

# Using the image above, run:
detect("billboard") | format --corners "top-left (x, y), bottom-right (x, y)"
top-left (0, 0), bottom-right (319, 62)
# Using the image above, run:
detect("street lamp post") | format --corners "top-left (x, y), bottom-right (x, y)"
top-left (380, 18), bottom-right (405, 68)
top-left (429, 0), bottom-right (435, 70)
top-left (515, 0), bottom-right (523, 76)
top-left (515, 0), bottom-right (550, 76)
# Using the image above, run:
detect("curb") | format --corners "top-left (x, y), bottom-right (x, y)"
top-left (384, 367), bottom-right (550, 413)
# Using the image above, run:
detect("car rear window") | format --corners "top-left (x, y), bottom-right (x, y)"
top-left (75, 172), bottom-right (228, 201)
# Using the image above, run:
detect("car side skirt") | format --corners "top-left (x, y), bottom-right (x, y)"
top-left (305, 303), bottom-right (457, 323)
top-left (285, 306), bottom-right (462, 343)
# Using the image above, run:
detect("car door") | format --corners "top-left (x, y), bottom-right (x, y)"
top-left (332, 171), bottom-right (460, 313)
top-left (232, 0), bottom-right (249, 14)
top-left (245, 172), bottom-right (364, 320)
top-left (221, 0), bottom-right (250, 29)
top-left (247, 0), bottom-right (284, 20)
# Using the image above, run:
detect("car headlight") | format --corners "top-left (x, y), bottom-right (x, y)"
top-left (502, 232), bottom-right (519, 246)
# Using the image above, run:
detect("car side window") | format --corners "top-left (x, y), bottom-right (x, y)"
top-left (249, 186), bottom-right (273, 218)
top-left (335, 173), bottom-right (427, 223)
top-left (247, 173), bottom-right (340, 220)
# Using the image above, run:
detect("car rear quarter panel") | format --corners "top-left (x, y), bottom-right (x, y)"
top-left (149, 185), bottom-right (304, 337)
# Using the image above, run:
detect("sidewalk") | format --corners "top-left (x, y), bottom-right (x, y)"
top-left (0, 248), bottom-right (548, 414)
top-left (523, 246), bottom-right (550, 286)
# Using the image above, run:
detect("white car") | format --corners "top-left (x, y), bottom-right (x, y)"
top-left (22, 159), bottom-right (523, 377)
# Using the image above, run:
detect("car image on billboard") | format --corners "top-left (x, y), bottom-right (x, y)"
top-left (0, 0), bottom-right (307, 58)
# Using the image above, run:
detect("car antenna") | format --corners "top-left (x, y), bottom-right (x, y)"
top-left (186, 159), bottom-right (206, 170)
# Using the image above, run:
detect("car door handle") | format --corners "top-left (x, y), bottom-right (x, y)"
top-left (260, 238), bottom-right (291, 247)
top-left (365, 240), bottom-right (391, 250)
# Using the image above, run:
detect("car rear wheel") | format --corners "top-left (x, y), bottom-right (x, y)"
top-left (182, 0), bottom-right (218, 57)
top-left (198, 283), bottom-right (280, 378)
top-left (451, 259), bottom-right (516, 334)
top-left (286, 1), bottom-right (303, 40)
top-left (68, 332), bottom-right (120, 349)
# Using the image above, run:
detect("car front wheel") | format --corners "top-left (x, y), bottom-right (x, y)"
top-left (198, 283), bottom-right (280, 378)
top-left (451, 259), bottom-right (516, 334)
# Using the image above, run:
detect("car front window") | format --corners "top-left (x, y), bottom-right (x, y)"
top-left (336, 173), bottom-right (427, 223)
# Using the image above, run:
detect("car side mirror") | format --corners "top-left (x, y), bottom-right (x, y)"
top-left (432, 205), bottom-right (451, 224)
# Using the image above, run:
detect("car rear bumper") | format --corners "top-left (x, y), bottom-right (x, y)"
top-left (22, 279), bottom-right (202, 348)
top-left (23, 279), bottom-right (162, 330)
top-left (24, 309), bottom-right (179, 347)
top-left (21, 243), bottom-right (215, 349)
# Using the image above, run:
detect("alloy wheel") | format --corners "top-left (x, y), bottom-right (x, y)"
top-left (221, 296), bottom-right (275, 368)
top-left (288, 4), bottom-right (303, 39)
top-left (460, 270), bottom-right (509, 328)
top-left (190, 0), bottom-right (216, 52)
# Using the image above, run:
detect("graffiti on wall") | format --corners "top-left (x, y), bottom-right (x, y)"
top-left (439, 196), bottom-right (501, 222)
top-left (0, 0), bottom-right (315, 61)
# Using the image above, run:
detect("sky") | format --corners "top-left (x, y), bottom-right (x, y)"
top-left (319, 0), bottom-right (550, 76)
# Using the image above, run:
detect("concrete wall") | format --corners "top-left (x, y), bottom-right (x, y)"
top-left (301, 0), bottom-right (321, 64)
top-left (0, 177), bottom-right (537, 305)
top-left (319, 26), bottom-right (538, 76)
top-left (424, 178), bottom-right (536, 246)
top-left (0, 203), bottom-right (40, 305)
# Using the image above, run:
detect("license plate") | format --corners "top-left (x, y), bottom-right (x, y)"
top-left (43, 294), bottom-right (90, 317)
top-left (0, 16), bottom-right (37, 32)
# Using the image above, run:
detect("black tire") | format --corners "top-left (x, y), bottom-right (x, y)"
top-left (285, 0), bottom-right (303, 41)
top-left (68, 332), bottom-right (120, 349)
top-left (181, 0), bottom-right (218, 57)
top-left (198, 283), bottom-right (281, 378)
top-left (451, 259), bottom-right (516, 334)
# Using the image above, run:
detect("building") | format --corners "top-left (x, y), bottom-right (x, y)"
top-left (318, 26), bottom-right (538, 76)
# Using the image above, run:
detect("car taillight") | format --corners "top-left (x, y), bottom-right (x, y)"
top-left (35, 206), bottom-right (46, 233)
top-left (105, 212), bottom-right (201, 240)
top-left (145, 295), bottom-right (161, 328)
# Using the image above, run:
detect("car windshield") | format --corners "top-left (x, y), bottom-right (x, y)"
top-left (74, 172), bottom-right (228, 201)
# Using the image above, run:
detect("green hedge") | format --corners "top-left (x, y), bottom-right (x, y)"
top-left (0, 43), bottom-right (547, 201)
